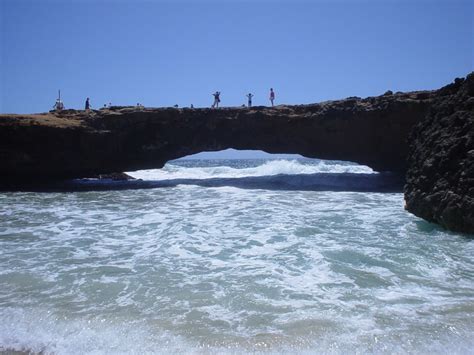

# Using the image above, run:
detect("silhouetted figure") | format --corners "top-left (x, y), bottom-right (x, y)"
top-left (269, 88), bottom-right (275, 106)
top-left (246, 93), bottom-right (254, 107)
top-left (212, 91), bottom-right (221, 108)
top-left (53, 99), bottom-right (64, 111)
top-left (85, 97), bottom-right (91, 110)
top-left (190, 104), bottom-right (194, 108)
top-left (174, 104), bottom-right (179, 108)
top-left (53, 90), bottom-right (64, 111)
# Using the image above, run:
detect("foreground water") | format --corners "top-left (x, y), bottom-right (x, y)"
top-left (1, 159), bottom-right (473, 354)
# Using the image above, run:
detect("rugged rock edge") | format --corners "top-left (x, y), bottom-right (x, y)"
top-left (405, 73), bottom-right (474, 234)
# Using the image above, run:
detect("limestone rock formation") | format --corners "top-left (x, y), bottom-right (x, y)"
top-left (0, 91), bottom-right (435, 185)
top-left (405, 73), bottom-right (474, 234)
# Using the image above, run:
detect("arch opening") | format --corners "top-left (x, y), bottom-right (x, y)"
top-left (122, 149), bottom-right (404, 193)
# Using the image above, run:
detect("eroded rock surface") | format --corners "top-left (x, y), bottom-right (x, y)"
top-left (405, 73), bottom-right (474, 234)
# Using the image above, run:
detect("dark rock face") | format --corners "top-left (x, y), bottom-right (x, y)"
top-left (0, 91), bottom-right (435, 185)
top-left (405, 73), bottom-right (474, 234)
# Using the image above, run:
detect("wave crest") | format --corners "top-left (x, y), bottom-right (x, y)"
top-left (127, 159), bottom-right (374, 181)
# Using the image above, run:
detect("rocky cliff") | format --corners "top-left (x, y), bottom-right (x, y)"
top-left (405, 73), bottom-right (474, 234)
top-left (0, 90), bottom-right (435, 184)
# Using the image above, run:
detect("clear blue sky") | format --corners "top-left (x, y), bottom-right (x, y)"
top-left (1, 0), bottom-right (472, 114)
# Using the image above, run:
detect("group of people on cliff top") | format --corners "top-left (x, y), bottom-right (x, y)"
top-left (212, 88), bottom-right (275, 108)
top-left (54, 88), bottom-right (276, 111)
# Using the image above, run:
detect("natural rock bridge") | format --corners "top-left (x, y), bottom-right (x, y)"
top-left (0, 90), bottom-right (436, 183)
top-left (2, 73), bottom-right (473, 234)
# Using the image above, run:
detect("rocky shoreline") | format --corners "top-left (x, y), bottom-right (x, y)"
top-left (1, 73), bottom-right (472, 234)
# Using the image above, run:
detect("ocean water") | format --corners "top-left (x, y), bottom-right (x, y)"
top-left (0, 159), bottom-right (473, 354)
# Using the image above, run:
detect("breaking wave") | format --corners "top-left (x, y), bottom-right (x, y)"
top-left (127, 159), bottom-right (375, 181)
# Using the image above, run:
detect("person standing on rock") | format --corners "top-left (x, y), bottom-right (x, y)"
top-left (246, 93), bottom-right (254, 107)
top-left (212, 91), bottom-right (221, 108)
top-left (53, 98), bottom-right (64, 111)
top-left (85, 97), bottom-right (91, 111)
top-left (269, 88), bottom-right (275, 106)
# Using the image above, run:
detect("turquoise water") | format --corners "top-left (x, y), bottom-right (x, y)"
top-left (1, 159), bottom-right (473, 354)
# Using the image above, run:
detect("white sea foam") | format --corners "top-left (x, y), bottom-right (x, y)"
top-left (1, 164), bottom-right (473, 354)
top-left (1, 305), bottom-right (473, 355)
top-left (126, 159), bottom-right (375, 180)
top-left (0, 307), bottom-right (189, 355)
